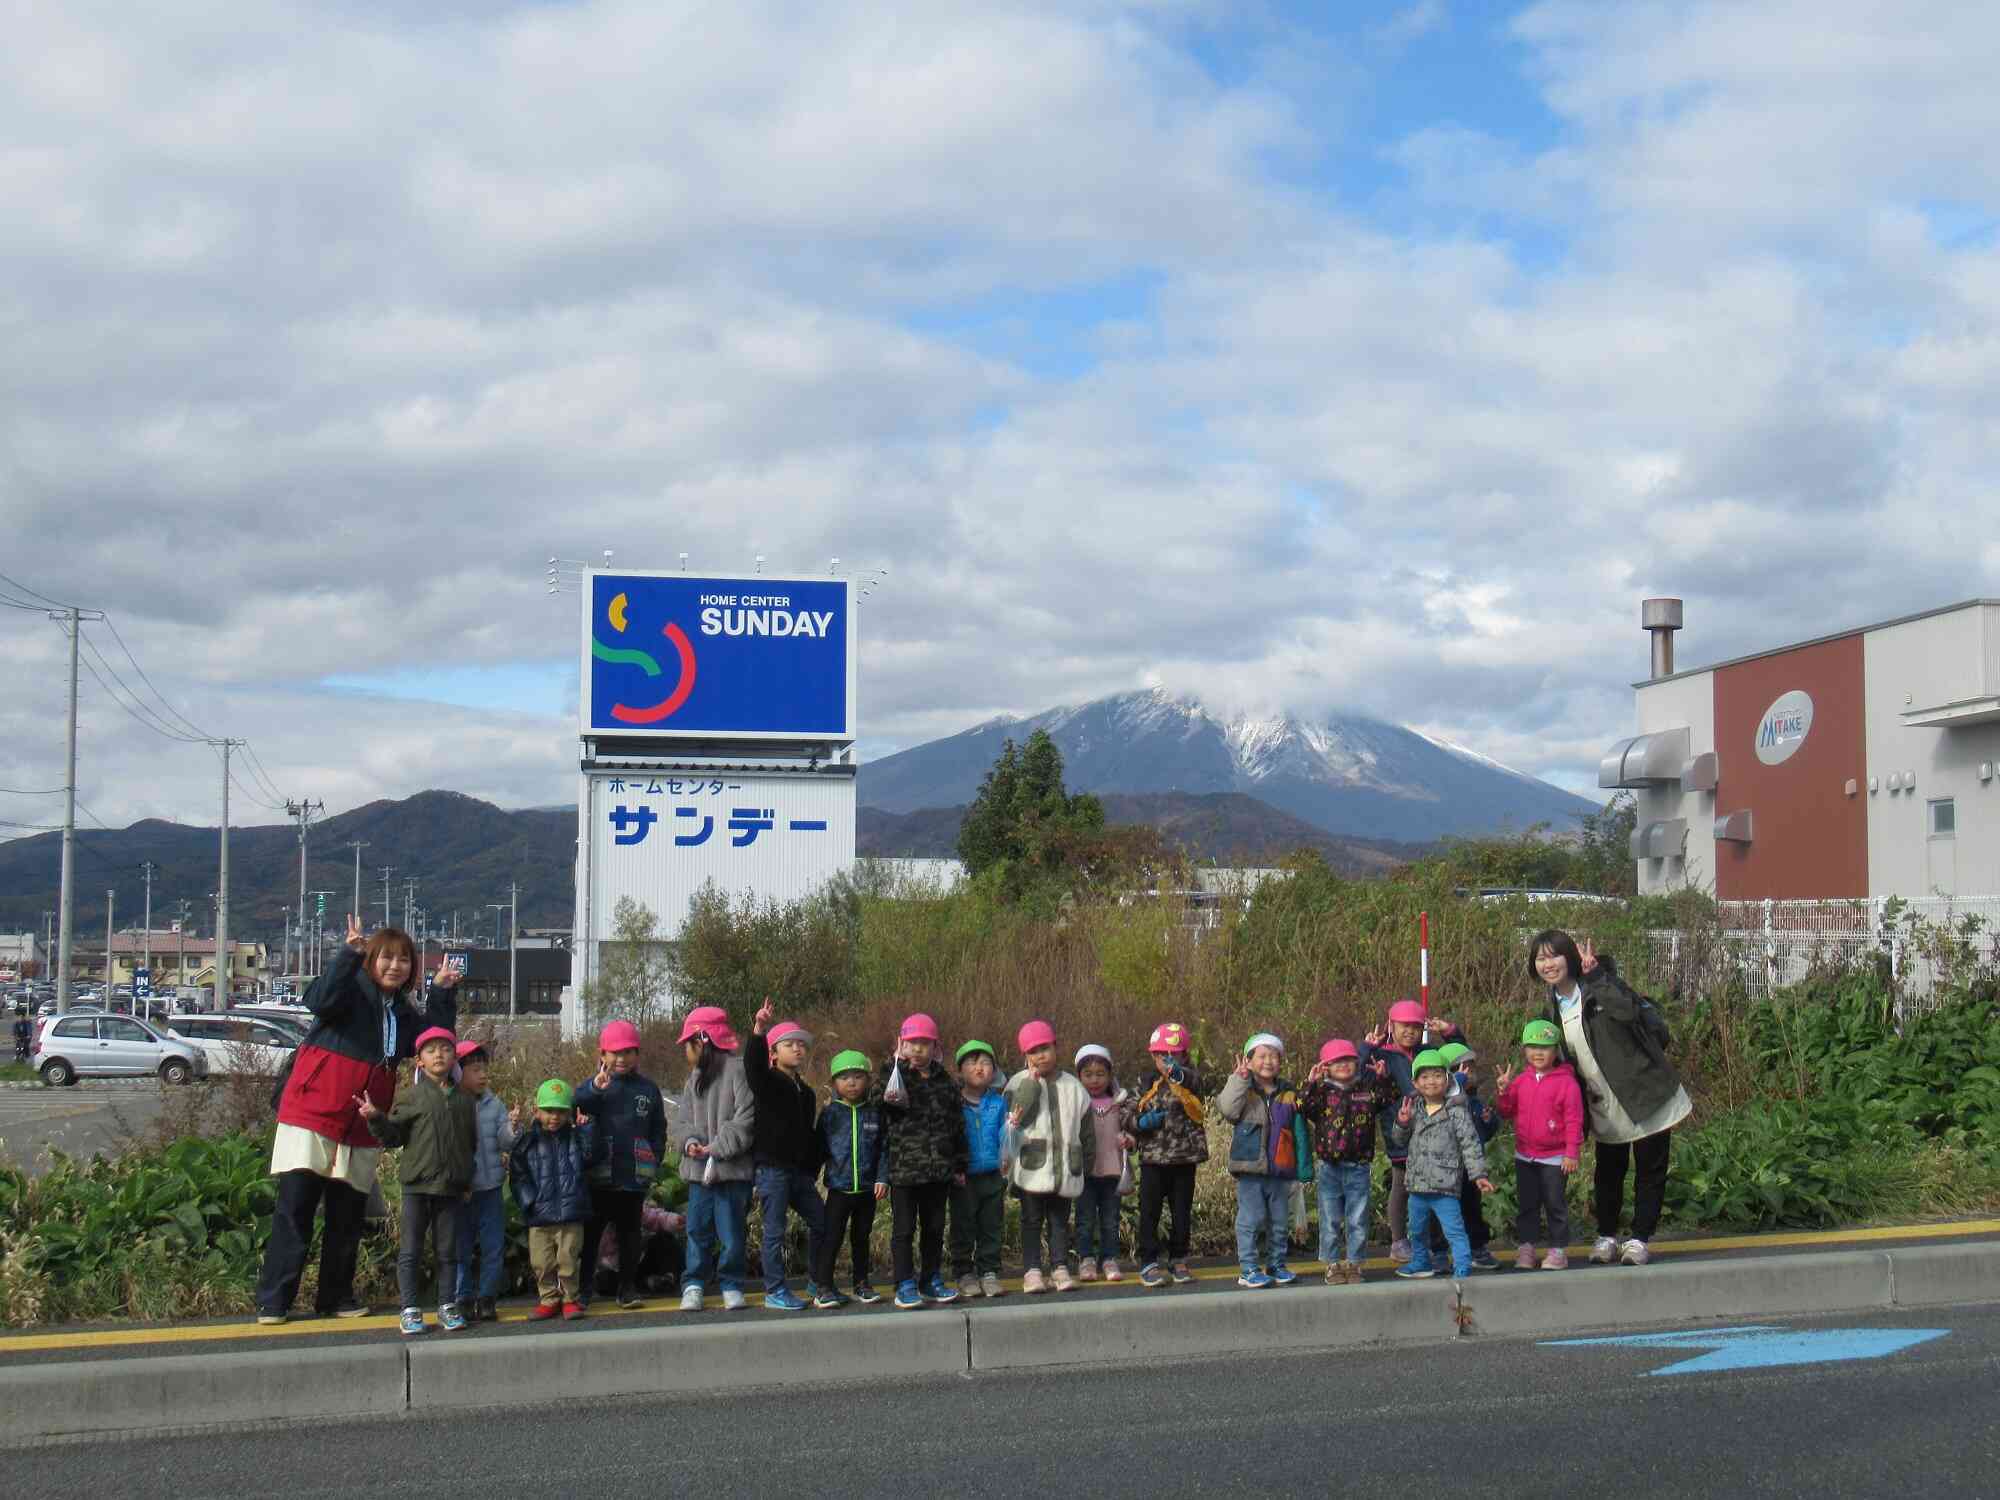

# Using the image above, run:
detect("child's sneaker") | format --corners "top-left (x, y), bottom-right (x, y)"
top-left (256, 1311), bottom-right (285, 1326)
top-left (1394, 1265), bottom-right (1437, 1280)
top-left (679, 1283), bottom-right (704, 1312)
top-left (1345, 1262), bottom-right (1366, 1284)
top-left (1515, 1243), bottom-right (1538, 1270)
top-left (529, 1303), bottom-right (560, 1321)
top-left (980, 1272), bottom-right (1005, 1298)
top-left (331, 1300), bottom-right (370, 1319)
top-left (1541, 1248), bottom-right (1570, 1270)
top-left (958, 1273), bottom-right (981, 1300)
top-left (814, 1286), bottom-right (851, 1309)
top-left (617, 1290), bottom-right (645, 1309)
top-left (802, 1281), bottom-right (824, 1304)
top-left (1102, 1258), bottom-right (1123, 1282)
top-left (1389, 1238), bottom-right (1413, 1263)
top-left (1050, 1266), bottom-right (1075, 1292)
top-left (1269, 1265), bottom-right (1297, 1286)
top-left (721, 1289), bottom-right (747, 1311)
top-left (852, 1282), bottom-right (883, 1305)
top-left (562, 1301), bottom-right (585, 1320)
top-left (1140, 1262), bottom-right (1168, 1288)
top-left (1022, 1268), bottom-right (1048, 1294)
top-left (1076, 1257), bottom-right (1099, 1282)
top-left (1324, 1265), bottom-right (1342, 1285)
top-left (1470, 1248), bottom-right (1501, 1271)
top-left (765, 1288), bottom-right (809, 1311)
top-left (399, 1308), bottom-right (427, 1336)
top-left (1237, 1269), bottom-right (1273, 1289)
top-left (893, 1280), bottom-right (924, 1309)
top-left (438, 1303), bottom-right (467, 1332)
top-left (1620, 1238), bottom-right (1652, 1266)
top-left (923, 1274), bottom-right (960, 1304)
top-left (1169, 1261), bottom-right (1195, 1284)
top-left (1590, 1235), bottom-right (1619, 1264)
top-left (475, 1296), bottom-right (497, 1321)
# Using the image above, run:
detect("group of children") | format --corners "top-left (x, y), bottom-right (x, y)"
top-left (357, 998), bottom-right (1590, 1331)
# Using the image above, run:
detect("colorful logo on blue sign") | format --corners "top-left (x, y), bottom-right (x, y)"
top-left (584, 573), bottom-right (852, 740)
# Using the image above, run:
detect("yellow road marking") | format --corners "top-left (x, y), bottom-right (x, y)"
top-left (2, 1217), bottom-right (1994, 1355)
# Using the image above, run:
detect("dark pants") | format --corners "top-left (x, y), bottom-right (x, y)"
top-left (817, 1188), bottom-right (879, 1289)
top-left (256, 1168), bottom-right (367, 1316)
top-left (890, 1181), bottom-right (949, 1286)
top-left (454, 1185), bottom-right (506, 1303)
top-left (1074, 1174), bottom-right (1121, 1262)
top-left (580, 1186), bottom-right (644, 1303)
top-left (1594, 1130), bottom-right (1672, 1241)
top-left (594, 1225), bottom-right (685, 1297)
top-left (950, 1171), bottom-right (1006, 1277)
top-left (397, 1191), bottom-right (463, 1310)
top-left (755, 1164), bottom-right (828, 1295)
top-left (1136, 1162), bottom-right (1196, 1265)
top-left (1515, 1161), bottom-right (1571, 1246)
top-left (1018, 1189), bottom-right (1070, 1273)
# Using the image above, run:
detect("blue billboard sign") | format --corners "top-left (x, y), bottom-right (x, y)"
top-left (581, 571), bottom-right (856, 742)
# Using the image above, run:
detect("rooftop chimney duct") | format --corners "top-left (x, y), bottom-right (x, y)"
top-left (1643, 597), bottom-right (1683, 679)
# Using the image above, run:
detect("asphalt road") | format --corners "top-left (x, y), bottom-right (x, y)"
top-left (20, 1303), bottom-right (1994, 1495)
top-left (0, 1085), bottom-right (164, 1172)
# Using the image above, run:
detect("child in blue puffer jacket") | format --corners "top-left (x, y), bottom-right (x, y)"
top-left (510, 1079), bottom-right (606, 1320)
top-left (951, 1040), bottom-right (1010, 1300)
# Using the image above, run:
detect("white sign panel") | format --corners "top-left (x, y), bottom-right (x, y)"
top-left (1754, 689), bottom-right (1814, 766)
top-left (579, 768), bottom-right (857, 955)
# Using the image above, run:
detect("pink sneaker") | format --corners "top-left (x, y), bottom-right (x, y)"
top-left (1514, 1243), bottom-right (1537, 1270)
top-left (1023, 1268), bottom-right (1048, 1294)
top-left (1051, 1266), bottom-right (1076, 1292)
top-left (1077, 1257), bottom-right (1099, 1282)
top-left (1102, 1258), bottom-right (1122, 1282)
top-left (1541, 1248), bottom-right (1569, 1270)
top-left (1389, 1239), bottom-right (1413, 1263)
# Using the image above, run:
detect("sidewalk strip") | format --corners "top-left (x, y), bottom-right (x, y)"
top-left (3, 1218), bottom-right (1995, 1356)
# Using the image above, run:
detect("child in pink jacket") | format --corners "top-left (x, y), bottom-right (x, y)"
top-left (1495, 1019), bottom-right (1584, 1269)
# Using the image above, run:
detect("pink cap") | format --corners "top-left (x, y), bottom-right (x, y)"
top-left (413, 1026), bottom-right (456, 1053)
top-left (767, 1021), bottom-right (814, 1049)
top-left (1017, 1019), bottom-right (1057, 1054)
top-left (898, 1012), bottom-right (940, 1042)
top-left (455, 1038), bottom-right (488, 1062)
top-left (675, 1005), bottom-right (738, 1051)
top-left (1148, 1022), bottom-right (1190, 1054)
top-left (1318, 1038), bottom-right (1359, 1064)
top-left (1387, 1000), bottom-right (1428, 1025)
top-left (599, 1019), bottom-right (643, 1053)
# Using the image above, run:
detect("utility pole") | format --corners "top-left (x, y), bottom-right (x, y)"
top-left (508, 881), bottom-right (518, 1019)
top-left (379, 867), bottom-right (395, 931)
top-left (105, 888), bottom-right (115, 995)
top-left (347, 841), bottom-right (368, 933)
top-left (210, 739), bottom-right (244, 1015)
top-left (42, 910), bottom-right (53, 977)
top-left (51, 604), bottom-right (105, 1016)
top-left (285, 798), bottom-right (322, 983)
top-left (141, 861), bottom-right (154, 1013)
top-left (404, 877), bottom-right (416, 934)
top-left (309, 892), bottom-right (338, 974)
top-left (176, 899), bottom-right (189, 995)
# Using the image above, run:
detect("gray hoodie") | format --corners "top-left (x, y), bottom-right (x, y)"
top-left (671, 1052), bottom-right (757, 1184)
top-left (1388, 1096), bottom-right (1487, 1196)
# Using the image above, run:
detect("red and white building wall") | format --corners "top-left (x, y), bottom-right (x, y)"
top-left (1611, 600), bottom-right (2000, 900)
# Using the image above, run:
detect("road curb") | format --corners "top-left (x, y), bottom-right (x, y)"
top-left (3, 1241), bottom-right (1994, 1445)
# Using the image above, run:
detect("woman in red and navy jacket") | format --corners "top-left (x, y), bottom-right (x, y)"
top-left (254, 913), bottom-right (460, 1323)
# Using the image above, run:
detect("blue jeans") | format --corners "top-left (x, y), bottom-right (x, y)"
top-left (1234, 1174), bottom-right (1292, 1275)
top-left (754, 1165), bottom-right (827, 1295)
top-left (1407, 1191), bottom-right (1470, 1278)
top-left (1074, 1175), bottom-right (1121, 1262)
top-left (1315, 1163), bottom-right (1372, 1266)
top-left (684, 1179), bottom-right (753, 1293)
top-left (454, 1186), bottom-right (506, 1302)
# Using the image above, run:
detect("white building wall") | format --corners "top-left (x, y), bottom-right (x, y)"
top-left (1632, 669), bottom-right (1717, 895)
top-left (1863, 604), bottom-right (2000, 898)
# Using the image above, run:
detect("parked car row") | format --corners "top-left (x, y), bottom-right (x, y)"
top-left (30, 1006), bottom-right (316, 1086)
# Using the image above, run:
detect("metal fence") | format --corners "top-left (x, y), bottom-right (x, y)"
top-left (1644, 895), bottom-right (2000, 1012)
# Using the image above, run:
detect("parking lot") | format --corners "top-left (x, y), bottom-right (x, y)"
top-left (0, 1083), bottom-right (166, 1173)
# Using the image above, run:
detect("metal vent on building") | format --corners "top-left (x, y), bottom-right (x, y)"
top-left (1681, 751), bottom-right (1719, 792)
top-left (1600, 727), bottom-right (1693, 789)
top-left (1714, 810), bottom-right (1753, 844)
top-left (1629, 818), bottom-right (1689, 860)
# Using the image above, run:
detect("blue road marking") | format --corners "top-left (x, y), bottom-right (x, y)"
top-left (1542, 1325), bottom-right (1950, 1376)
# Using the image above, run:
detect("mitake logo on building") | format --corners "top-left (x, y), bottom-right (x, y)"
top-left (1754, 689), bottom-right (1814, 766)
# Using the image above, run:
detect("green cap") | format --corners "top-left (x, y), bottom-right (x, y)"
top-left (535, 1079), bottom-right (575, 1111)
top-left (1439, 1043), bottom-right (1474, 1066)
top-left (828, 1049), bottom-right (871, 1078)
top-left (1411, 1049), bottom-right (1449, 1076)
top-left (1520, 1019), bottom-right (1561, 1047)
top-left (955, 1039), bottom-right (996, 1065)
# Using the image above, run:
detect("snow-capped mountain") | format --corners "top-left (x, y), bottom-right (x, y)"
top-left (857, 689), bottom-right (1598, 843)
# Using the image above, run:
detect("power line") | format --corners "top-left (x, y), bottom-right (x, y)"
top-left (240, 742), bottom-right (289, 804)
top-left (96, 617), bottom-right (213, 742)
top-left (72, 634), bottom-right (206, 744)
top-left (0, 568), bottom-right (80, 612)
top-left (0, 786), bottom-right (66, 795)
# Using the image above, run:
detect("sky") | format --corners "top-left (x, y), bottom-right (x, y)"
top-left (5, 0), bottom-right (2000, 835)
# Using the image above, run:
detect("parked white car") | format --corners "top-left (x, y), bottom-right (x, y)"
top-left (162, 1014), bottom-right (298, 1075)
top-left (32, 1013), bottom-right (209, 1086)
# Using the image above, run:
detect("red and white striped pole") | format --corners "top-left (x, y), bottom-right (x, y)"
top-left (1419, 909), bottom-right (1431, 1017)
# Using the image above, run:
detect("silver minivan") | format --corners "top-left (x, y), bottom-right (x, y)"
top-left (32, 1013), bottom-right (209, 1086)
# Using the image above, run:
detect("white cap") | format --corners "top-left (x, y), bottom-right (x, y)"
top-left (1073, 1043), bottom-right (1113, 1069)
